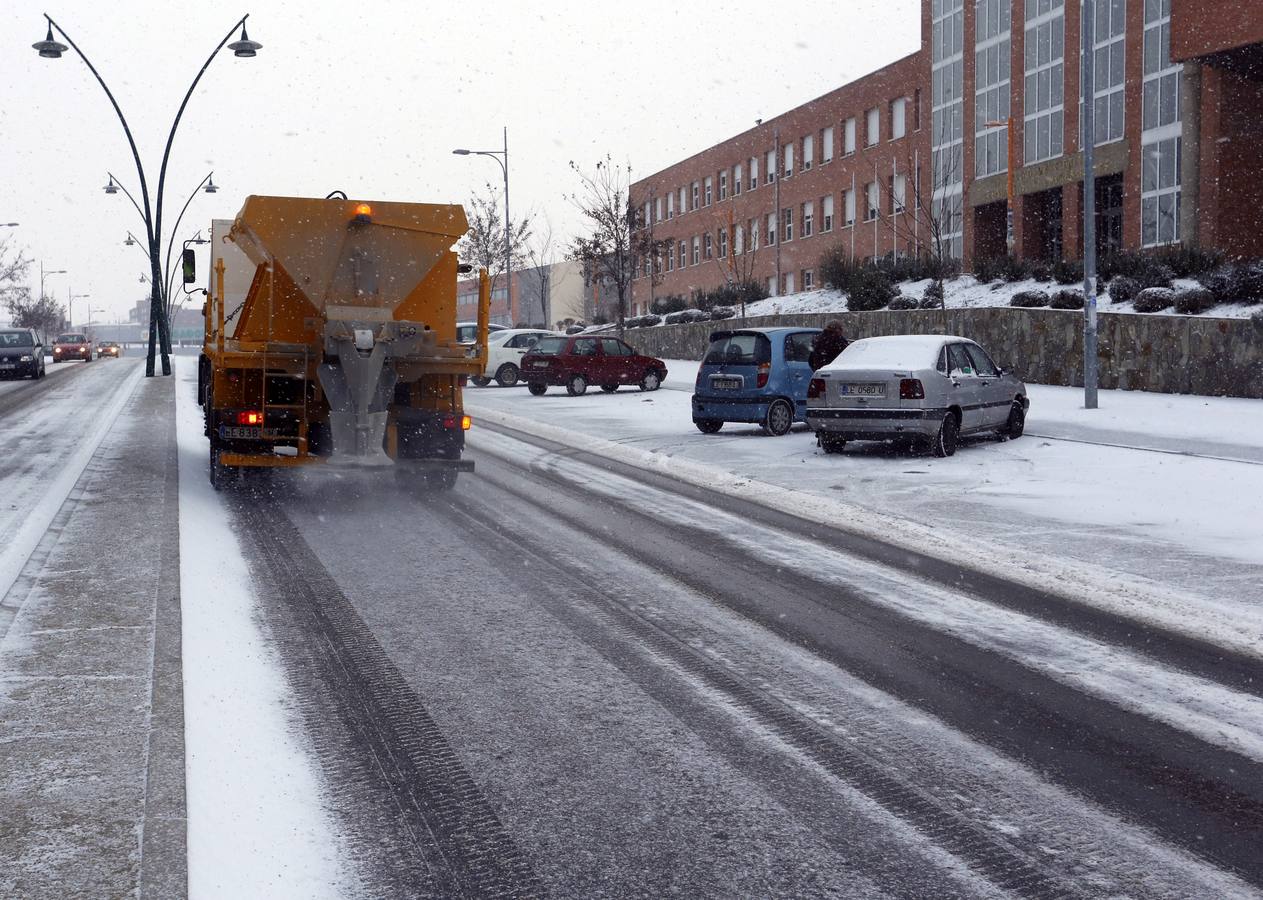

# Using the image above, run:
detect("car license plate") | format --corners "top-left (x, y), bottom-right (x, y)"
top-left (0, 363), bottom-right (14, 370)
top-left (531, 360), bottom-right (549, 368)
top-left (840, 383), bottom-right (885, 396)
top-left (711, 376), bottom-right (742, 390)
top-left (219, 425), bottom-right (264, 439)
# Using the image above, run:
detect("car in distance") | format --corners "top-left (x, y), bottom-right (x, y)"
top-left (97, 341), bottom-right (122, 359)
top-left (520, 335), bottom-right (667, 396)
top-left (470, 328), bottom-right (561, 387)
top-left (806, 334), bottom-right (1028, 457)
top-left (691, 327), bottom-right (822, 436)
top-left (53, 332), bottom-right (93, 362)
top-left (456, 321), bottom-right (509, 344)
top-left (0, 327), bottom-right (46, 379)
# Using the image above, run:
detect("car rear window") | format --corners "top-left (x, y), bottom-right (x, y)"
top-left (531, 336), bottom-right (568, 355)
top-left (703, 333), bottom-right (771, 366)
top-left (0, 332), bottom-right (33, 347)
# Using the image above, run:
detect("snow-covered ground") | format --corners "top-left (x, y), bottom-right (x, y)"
top-left (464, 366), bottom-right (1263, 658)
top-left (645, 275), bottom-right (1263, 322)
top-left (173, 358), bottom-right (351, 899)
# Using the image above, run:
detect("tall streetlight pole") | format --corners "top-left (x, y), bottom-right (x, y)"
top-left (453, 127), bottom-right (513, 322)
top-left (34, 13), bottom-right (261, 378)
top-left (68, 289), bottom-right (91, 330)
top-left (1081, 0), bottom-right (1099, 409)
top-left (39, 263), bottom-right (67, 300)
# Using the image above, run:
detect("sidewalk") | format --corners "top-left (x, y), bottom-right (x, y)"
top-left (0, 373), bottom-right (185, 899)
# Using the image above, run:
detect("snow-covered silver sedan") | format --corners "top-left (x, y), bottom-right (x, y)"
top-left (806, 334), bottom-right (1028, 457)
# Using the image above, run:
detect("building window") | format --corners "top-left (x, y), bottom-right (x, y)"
top-left (691, 181), bottom-right (700, 211)
top-left (844, 188), bottom-right (856, 226)
top-left (803, 269), bottom-right (814, 290)
top-left (719, 171), bottom-right (728, 201)
top-left (704, 176), bottom-right (713, 206)
top-left (782, 207), bottom-right (794, 242)
top-left (654, 197), bottom-right (663, 223)
top-left (844, 117), bottom-right (857, 155)
top-left (1023, 0), bottom-right (1066, 165)
top-left (802, 201), bottom-right (814, 238)
top-left (803, 134), bottom-right (814, 171)
top-left (1141, 0), bottom-right (1181, 247)
top-left (734, 224), bottom-right (744, 255)
top-left (783, 272), bottom-right (796, 294)
top-left (783, 143), bottom-right (794, 178)
top-left (766, 149), bottom-right (776, 184)
top-left (667, 192), bottom-right (675, 219)
top-left (823, 126), bottom-right (835, 162)
top-left (703, 232), bottom-right (713, 260)
top-left (891, 97), bottom-right (907, 139)
top-left (974, 0), bottom-right (1011, 179)
top-left (667, 248), bottom-right (674, 272)
top-left (822, 194), bottom-right (835, 232)
top-left (678, 187), bottom-right (686, 215)
top-left (768, 275), bottom-right (778, 296)
top-left (766, 213), bottom-right (777, 246)
top-left (934, 0), bottom-right (965, 260)
top-left (734, 164), bottom-right (743, 196)
top-left (692, 236), bottom-right (700, 265)
top-left (718, 227), bottom-right (729, 258)
top-left (893, 173), bottom-right (907, 213)
top-left (747, 218), bottom-right (758, 251)
top-left (749, 156), bottom-right (759, 190)
top-left (914, 87), bottom-right (922, 130)
top-left (865, 181), bottom-right (880, 221)
top-left (866, 107), bottom-right (880, 146)
top-left (1083, 0), bottom-right (1126, 146)
top-left (678, 240), bottom-right (686, 269)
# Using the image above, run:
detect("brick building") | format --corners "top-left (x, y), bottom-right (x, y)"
top-left (631, 0), bottom-right (1263, 309)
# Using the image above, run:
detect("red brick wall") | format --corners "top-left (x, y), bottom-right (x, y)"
top-left (630, 52), bottom-right (929, 312)
top-left (1171, 0), bottom-right (1263, 59)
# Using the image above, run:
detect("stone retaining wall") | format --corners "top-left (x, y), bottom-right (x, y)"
top-left (621, 308), bottom-right (1263, 399)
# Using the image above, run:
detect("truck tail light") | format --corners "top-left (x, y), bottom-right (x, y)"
top-left (442, 414), bottom-right (472, 430)
top-left (899, 378), bottom-right (925, 400)
top-left (756, 362), bottom-right (770, 388)
top-left (808, 378), bottom-right (826, 399)
top-left (235, 410), bottom-right (263, 425)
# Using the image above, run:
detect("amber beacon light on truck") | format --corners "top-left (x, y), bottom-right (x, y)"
top-left (197, 193), bottom-right (491, 491)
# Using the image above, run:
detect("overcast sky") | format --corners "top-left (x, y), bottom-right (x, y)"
top-left (1, 0), bottom-right (919, 327)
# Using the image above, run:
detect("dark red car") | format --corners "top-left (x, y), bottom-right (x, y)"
top-left (521, 334), bottom-right (667, 396)
top-left (52, 332), bottom-right (93, 362)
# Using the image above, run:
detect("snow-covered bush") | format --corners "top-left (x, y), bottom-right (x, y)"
top-left (664, 309), bottom-right (710, 325)
top-left (1200, 260), bottom-right (1263, 305)
top-left (1099, 250), bottom-right (1174, 289)
top-left (1174, 287), bottom-right (1216, 315)
top-left (845, 267), bottom-right (898, 311)
top-left (922, 279), bottom-right (945, 307)
top-left (1252, 309), bottom-right (1263, 331)
top-left (710, 306), bottom-right (736, 321)
top-left (1049, 289), bottom-right (1084, 310)
top-left (888, 295), bottom-right (920, 310)
top-left (1052, 259), bottom-right (1084, 285)
top-left (1010, 290), bottom-right (1050, 308)
top-left (974, 254), bottom-right (1030, 283)
top-left (651, 294), bottom-right (687, 315)
top-left (1133, 287), bottom-right (1176, 313)
top-left (1108, 276), bottom-right (1142, 304)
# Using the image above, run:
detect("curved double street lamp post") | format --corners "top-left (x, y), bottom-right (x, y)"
top-left (34, 14), bottom-right (261, 377)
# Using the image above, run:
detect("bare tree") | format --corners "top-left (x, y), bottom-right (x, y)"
top-left (522, 214), bottom-right (567, 328)
top-left (456, 183), bottom-right (532, 301)
top-left (0, 236), bottom-right (32, 302)
top-left (877, 144), bottom-right (964, 308)
top-left (5, 291), bottom-right (65, 341)
top-left (569, 156), bottom-right (669, 335)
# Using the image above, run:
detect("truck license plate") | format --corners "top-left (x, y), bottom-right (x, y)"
top-left (840, 383), bottom-right (885, 396)
top-left (219, 425), bottom-right (265, 439)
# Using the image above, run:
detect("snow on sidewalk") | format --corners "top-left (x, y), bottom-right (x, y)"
top-left (174, 357), bottom-right (351, 899)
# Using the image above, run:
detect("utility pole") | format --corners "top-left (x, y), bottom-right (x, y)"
top-left (1082, 0), bottom-right (1099, 409)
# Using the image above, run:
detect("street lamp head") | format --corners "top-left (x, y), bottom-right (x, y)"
top-left (124, 234), bottom-right (135, 246)
top-left (2, 223), bottom-right (18, 228)
top-left (33, 24), bottom-right (68, 59)
top-left (228, 23), bottom-right (261, 58)
top-left (452, 149), bottom-right (471, 156)
top-left (103, 176), bottom-right (119, 195)
top-left (204, 176), bottom-right (218, 194)
top-left (190, 231), bottom-right (210, 245)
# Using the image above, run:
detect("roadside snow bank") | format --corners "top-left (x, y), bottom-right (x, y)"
top-left (175, 358), bottom-right (350, 899)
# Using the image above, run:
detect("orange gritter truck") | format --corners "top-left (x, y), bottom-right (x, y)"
top-left (197, 194), bottom-right (489, 490)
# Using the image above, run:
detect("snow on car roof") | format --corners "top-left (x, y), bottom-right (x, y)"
top-left (822, 334), bottom-right (964, 371)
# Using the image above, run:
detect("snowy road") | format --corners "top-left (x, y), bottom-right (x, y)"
top-left (213, 416), bottom-right (1263, 897)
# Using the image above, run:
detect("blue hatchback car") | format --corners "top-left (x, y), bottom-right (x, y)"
top-left (691, 327), bottom-right (822, 436)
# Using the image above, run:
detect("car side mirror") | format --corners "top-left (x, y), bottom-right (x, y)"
top-left (182, 248), bottom-right (197, 284)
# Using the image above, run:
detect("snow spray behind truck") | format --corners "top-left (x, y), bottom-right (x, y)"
top-left (197, 194), bottom-right (490, 490)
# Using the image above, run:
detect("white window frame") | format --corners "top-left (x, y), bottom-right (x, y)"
top-left (823, 126), bottom-right (835, 163)
top-left (734, 163), bottom-right (743, 196)
top-left (1082, 0), bottom-right (1126, 147)
top-left (803, 269), bottom-right (814, 290)
top-left (703, 176), bottom-right (713, 206)
top-left (974, 0), bottom-right (1011, 179)
top-left (691, 236), bottom-right (700, 266)
top-left (703, 232), bottom-right (713, 260)
top-left (891, 97), bottom-right (907, 139)
top-left (1023, 0), bottom-right (1066, 165)
top-left (866, 107), bottom-right (880, 146)
top-left (865, 182), bottom-right (880, 221)
top-left (718, 227), bottom-right (729, 258)
top-left (934, 0), bottom-right (965, 260)
top-left (893, 173), bottom-right (907, 213)
top-left (802, 200), bottom-right (814, 237)
top-left (822, 194), bottom-right (835, 232)
top-left (803, 134), bottom-right (814, 170)
top-left (766, 213), bottom-right (776, 246)
top-left (1141, 0), bottom-right (1182, 247)
top-left (749, 156), bottom-right (759, 190)
top-left (667, 192), bottom-right (675, 219)
top-left (782, 207), bottom-right (793, 242)
top-left (844, 117), bottom-right (857, 155)
top-left (691, 181), bottom-right (700, 211)
top-left (844, 188), bottom-right (856, 226)
top-left (719, 170), bottom-right (728, 201)
top-left (783, 143), bottom-right (794, 178)
top-left (765, 150), bottom-right (776, 184)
